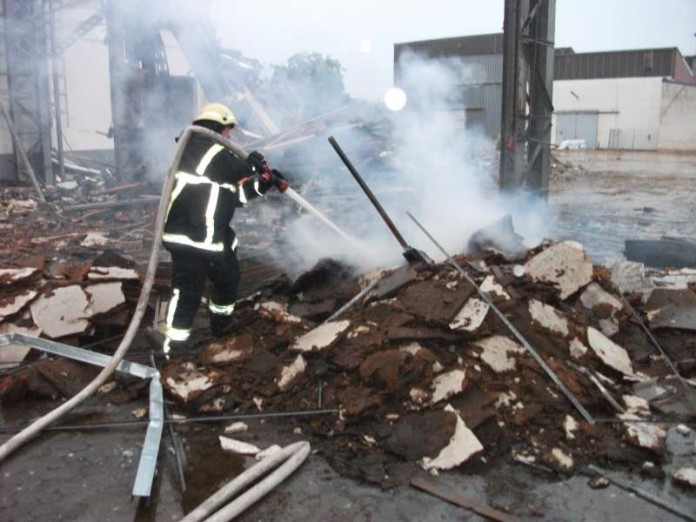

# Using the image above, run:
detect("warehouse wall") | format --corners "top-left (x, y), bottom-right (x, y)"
top-left (553, 77), bottom-right (663, 149)
top-left (658, 81), bottom-right (696, 150)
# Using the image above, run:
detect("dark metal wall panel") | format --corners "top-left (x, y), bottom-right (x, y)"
top-left (395, 33), bottom-right (504, 62)
top-left (554, 49), bottom-right (675, 80)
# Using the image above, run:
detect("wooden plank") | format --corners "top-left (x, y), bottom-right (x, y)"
top-left (411, 477), bottom-right (522, 522)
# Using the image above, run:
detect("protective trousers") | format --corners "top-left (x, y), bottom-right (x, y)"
top-left (164, 248), bottom-right (240, 352)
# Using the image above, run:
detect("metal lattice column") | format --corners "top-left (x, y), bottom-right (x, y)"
top-left (2, 0), bottom-right (54, 185)
top-left (499, 0), bottom-right (556, 198)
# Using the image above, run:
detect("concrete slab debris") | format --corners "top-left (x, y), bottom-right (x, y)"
top-left (85, 282), bottom-right (125, 315)
top-left (528, 299), bottom-right (569, 337)
top-left (429, 369), bottom-right (466, 406)
top-left (569, 337), bottom-right (588, 359)
top-left (277, 354), bottom-right (307, 391)
top-left (163, 363), bottom-right (215, 403)
top-left (224, 422), bottom-right (249, 434)
top-left (290, 320), bottom-right (350, 352)
top-left (524, 241), bottom-right (593, 299)
top-left (0, 267), bottom-right (39, 285)
top-left (201, 334), bottom-right (254, 366)
top-left (0, 290), bottom-right (37, 320)
top-left (258, 301), bottom-right (303, 323)
top-left (609, 260), bottom-right (653, 296)
top-left (421, 404), bottom-right (483, 471)
top-left (587, 327), bottom-right (635, 377)
top-left (580, 282), bottom-right (623, 311)
top-left (449, 298), bottom-right (489, 332)
top-left (474, 336), bottom-right (525, 373)
top-left (219, 436), bottom-right (260, 456)
top-left (673, 468), bottom-right (696, 488)
top-left (480, 275), bottom-right (510, 300)
top-left (619, 413), bottom-right (667, 451)
top-left (30, 285), bottom-right (91, 338)
top-left (88, 266), bottom-right (139, 280)
top-left (550, 448), bottom-right (574, 470)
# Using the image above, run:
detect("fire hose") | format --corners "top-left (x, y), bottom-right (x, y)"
top-left (0, 125), bottom-right (264, 463)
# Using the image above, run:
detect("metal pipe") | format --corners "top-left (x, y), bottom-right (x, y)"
top-left (406, 211), bottom-right (595, 424)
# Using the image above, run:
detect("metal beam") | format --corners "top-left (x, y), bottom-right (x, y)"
top-left (499, 0), bottom-right (555, 198)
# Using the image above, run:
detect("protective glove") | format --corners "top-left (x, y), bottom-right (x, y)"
top-left (271, 169), bottom-right (289, 193)
top-left (247, 150), bottom-right (268, 172)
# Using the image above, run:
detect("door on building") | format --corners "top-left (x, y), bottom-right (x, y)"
top-left (556, 112), bottom-right (599, 149)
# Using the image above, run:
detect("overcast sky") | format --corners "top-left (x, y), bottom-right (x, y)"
top-left (209, 0), bottom-right (696, 100)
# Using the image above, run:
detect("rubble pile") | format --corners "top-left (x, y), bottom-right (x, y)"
top-left (156, 241), bottom-right (695, 487)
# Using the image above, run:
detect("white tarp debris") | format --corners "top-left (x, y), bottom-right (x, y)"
top-left (290, 320), bottom-right (350, 352)
top-left (30, 285), bottom-right (91, 338)
top-left (587, 327), bottom-right (634, 376)
top-left (524, 241), bottom-right (593, 299)
top-left (277, 354), bottom-right (307, 390)
top-left (474, 335), bottom-right (525, 373)
top-left (449, 298), bottom-right (489, 332)
top-left (421, 404), bottom-right (483, 471)
top-left (529, 299), bottom-right (569, 336)
top-left (219, 436), bottom-right (260, 456)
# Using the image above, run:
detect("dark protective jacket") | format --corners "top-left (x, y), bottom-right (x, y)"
top-left (162, 133), bottom-right (269, 254)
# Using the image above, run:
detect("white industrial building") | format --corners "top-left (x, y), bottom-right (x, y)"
top-left (395, 35), bottom-right (696, 151)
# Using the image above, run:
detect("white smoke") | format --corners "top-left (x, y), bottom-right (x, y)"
top-left (258, 50), bottom-right (550, 276)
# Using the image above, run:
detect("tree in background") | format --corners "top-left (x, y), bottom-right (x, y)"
top-left (271, 52), bottom-right (349, 122)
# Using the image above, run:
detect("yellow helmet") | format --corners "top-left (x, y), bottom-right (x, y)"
top-left (194, 103), bottom-right (238, 127)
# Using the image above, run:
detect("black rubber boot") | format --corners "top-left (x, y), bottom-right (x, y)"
top-left (164, 339), bottom-right (191, 359)
top-left (210, 313), bottom-right (233, 338)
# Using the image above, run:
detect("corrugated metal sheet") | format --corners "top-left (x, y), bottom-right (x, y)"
top-left (459, 54), bottom-right (503, 84)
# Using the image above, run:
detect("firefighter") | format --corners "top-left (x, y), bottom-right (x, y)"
top-left (161, 102), bottom-right (287, 357)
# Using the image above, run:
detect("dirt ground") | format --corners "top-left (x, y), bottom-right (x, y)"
top-left (2, 149), bottom-right (696, 521)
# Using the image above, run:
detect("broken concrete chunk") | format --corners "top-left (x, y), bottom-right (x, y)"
top-left (619, 413), bottom-right (666, 451)
top-left (609, 260), bottom-right (653, 296)
top-left (598, 318), bottom-right (619, 338)
top-left (0, 267), bottom-right (39, 285)
top-left (0, 290), bottom-right (37, 320)
top-left (449, 297), bottom-right (489, 332)
top-left (163, 363), bottom-right (214, 403)
top-left (84, 282), bottom-right (125, 315)
top-left (622, 394), bottom-right (651, 416)
top-left (429, 369), bottom-right (466, 405)
top-left (219, 436), bottom-right (260, 456)
top-left (673, 468), bottom-right (696, 488)
top-left (30, 285), bottom-right (91, 338)
top-left (201, 334), bottom-right (253, 366)
top-left (569, 337), bottom-right (589, 359)
top-left (550, 448), bottom-right (574, 470)
top-left (224, 422), bottom-right (248, 434)
top-left (88, 266), bottom-right (139, 280)
top-left (81, 232), bottom-right (109, 247)
top-left (277, 354), bottom-right (307, 391)
top-left (421, 404), bottom-right (483, 471)
top-left (524, 241), bottom-right (593, 299)
top-left (580, 282), bottom-right (623, 311)
top-left (474, 336), bottom-right (525, 373)
top-left (675, 424), bottom-right (691, 437)
top-left (290, 320), bottom-right (350, 352)
top-left (564, 415), bottom-right (579, 440)
top-left (529, 299), bottom-right (569, 336)
top-left (258, 301), bottom-right (303, 323)
top-left (587, 327), bottom-right (634, 376)
top-left (480, 275), bottom-right (510, 300)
